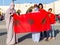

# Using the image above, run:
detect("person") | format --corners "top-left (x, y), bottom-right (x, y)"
top-left (5, 2), bottom-right (17, 45)
top-left (48, 8), bottom-right (56, 40)
top-left (32, 4), bottom-right (40, 43)
top-left (0, 11), bottom-right (2, 21)
top-left (17, 9), bottom-right (21, 15)
top-left (38, 3), bottom-right (47, 40)
top-left (58, 14), bottom-right (60, 23)
top-left (26, 6), bottom-right (34, 14)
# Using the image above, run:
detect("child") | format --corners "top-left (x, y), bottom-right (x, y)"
top-left (48, 8), bottom-right (56, 40)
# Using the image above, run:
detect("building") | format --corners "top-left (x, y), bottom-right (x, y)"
top-left (0, 0), bottom-right (60, 14)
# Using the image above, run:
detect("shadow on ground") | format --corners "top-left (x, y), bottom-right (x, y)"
top-left (0, 32), bottom-right (7, 36)
top-left (18, 33), bottom-right (32, 43)
top-left (55, 29), bottom-right (60, 37)
top-left (18, 29), bottom-right (60, 43)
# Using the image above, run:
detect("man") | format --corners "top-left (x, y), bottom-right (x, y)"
top-left (5, 2), bottom-right (17, 45)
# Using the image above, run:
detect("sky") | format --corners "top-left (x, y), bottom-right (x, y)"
top-left (0, 0), bottom-right (57, 6)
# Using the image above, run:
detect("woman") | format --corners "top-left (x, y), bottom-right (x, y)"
top-left (38, 3), bottom-right (49, 40)
top-left (5, 2), bottom-right (17, 45)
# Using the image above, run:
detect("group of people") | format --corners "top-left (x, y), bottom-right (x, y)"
top-left (5, 2), bottom-right (56, 45)
top-left (27, 3), bottom-right (56, 43)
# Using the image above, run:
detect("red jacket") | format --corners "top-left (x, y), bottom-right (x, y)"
top-left (48, 12), bottom-right (56, 24)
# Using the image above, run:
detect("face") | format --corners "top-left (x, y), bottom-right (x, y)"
top-left (48, 10), bottom-right (52, 12)
top-left (39, 5), bottom-right (43, 9)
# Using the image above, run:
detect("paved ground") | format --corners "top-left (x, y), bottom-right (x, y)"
top-left (0, 21), bottom-right (60, 45)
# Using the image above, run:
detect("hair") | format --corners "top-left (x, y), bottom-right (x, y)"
top-left (17, 9), bottom-right (21, 15)
top-left (26, 6), bottom-right (34, 14)
top-left (48, 8), bottom-right (52, 11)
top-left (34, 4), bottom-right (37, 7)
top-left (38, 3), bottom-right (43, 9)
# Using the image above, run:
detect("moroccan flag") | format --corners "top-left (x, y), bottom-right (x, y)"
top-left (13, 10), bottom-right (51, 33)
top-left (39, 9), bottom-right (51, 31)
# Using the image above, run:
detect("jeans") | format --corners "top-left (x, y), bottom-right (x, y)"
top-left (41, 31), bottom-right (49, 39)
top-left (49, 24), bottom-right (55, 37)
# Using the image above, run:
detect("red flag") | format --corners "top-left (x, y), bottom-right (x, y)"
top-left (13, 13), bottom-right (32, 33)
top-left (39, 9), bottom-right (51, 31)
top-left (13, 10), bottom-right (51, 33)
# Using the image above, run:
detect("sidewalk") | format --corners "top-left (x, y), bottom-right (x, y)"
top-left (0, 21), bottom-right (60, 45)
